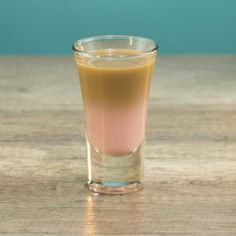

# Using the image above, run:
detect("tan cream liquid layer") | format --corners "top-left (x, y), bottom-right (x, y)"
top-left (75, 49), bottom-right (155, 155)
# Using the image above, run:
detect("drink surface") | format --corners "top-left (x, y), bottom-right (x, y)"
top-left (75, 49), bottom-right (155, 155)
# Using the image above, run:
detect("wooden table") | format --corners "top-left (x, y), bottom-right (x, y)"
top-left (0, 56), bottom-right (236, 235)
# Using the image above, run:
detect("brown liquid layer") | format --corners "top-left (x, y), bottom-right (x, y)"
top-left (75, 49), bottom-right (155, 107)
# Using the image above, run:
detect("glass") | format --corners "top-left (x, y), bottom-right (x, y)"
top-left (73, 35), bottom-right (158, 194)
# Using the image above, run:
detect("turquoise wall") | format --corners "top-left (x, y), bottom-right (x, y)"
top-left (0, 0), bottom-right (235, 54)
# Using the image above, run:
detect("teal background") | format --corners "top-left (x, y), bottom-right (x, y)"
top-left (0, 0), bottom-right (235, 55)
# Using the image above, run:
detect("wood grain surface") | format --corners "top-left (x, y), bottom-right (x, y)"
top-left (0, 56), bottom-right (236, 236)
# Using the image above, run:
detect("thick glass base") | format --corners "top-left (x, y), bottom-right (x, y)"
top-left (88, 181), bottom-right (143, 194)
top-left (86, 138), bottom-right (144, 195)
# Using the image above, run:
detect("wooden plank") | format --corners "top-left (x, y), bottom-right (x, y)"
top-left (0, 56), bottom-right (235, 235)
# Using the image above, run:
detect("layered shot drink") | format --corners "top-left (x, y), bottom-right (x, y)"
top-left (73, 36), bottom-right (158, 194)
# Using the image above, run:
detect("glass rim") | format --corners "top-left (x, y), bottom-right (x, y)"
top-left (72, 35), bottom-right (159, 59)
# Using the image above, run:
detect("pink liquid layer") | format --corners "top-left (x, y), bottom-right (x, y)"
top-left (84, 101), bottom-right (147, 155)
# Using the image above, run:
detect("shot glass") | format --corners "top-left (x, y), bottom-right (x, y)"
top-left (73, 35), bottom-right (158, 194)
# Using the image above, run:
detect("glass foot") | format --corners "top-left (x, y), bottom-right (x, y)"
top-left (87, 181), bottom-right (143, 195)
